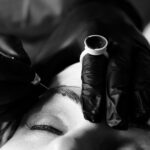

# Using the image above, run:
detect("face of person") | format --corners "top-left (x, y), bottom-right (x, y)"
top-left (2, 63), bottom-right (150, 150)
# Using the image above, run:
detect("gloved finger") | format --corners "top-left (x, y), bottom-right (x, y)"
top-left (0, 35), bottom-right (46, 122)
top-left (0, 53), bottom-right (35, 83)
top-left (81, 35), bottom-right (108, 123)
top-left (0, 35), bottom-right (31, 64)
top-left (0, 35), bottom-right (35, 82)
top-left (130, 34), bottom-right (150, 127)
top-left (106, 40), bottom-right (133, 129)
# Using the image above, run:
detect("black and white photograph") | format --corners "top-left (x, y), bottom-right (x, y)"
top-left (0, 0), bottom-right (150, 149)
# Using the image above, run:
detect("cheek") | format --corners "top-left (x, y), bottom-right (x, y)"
top-left (1, 126), bottom-right (57, 150)
top-left (1, 140), bottom-right (39, 150)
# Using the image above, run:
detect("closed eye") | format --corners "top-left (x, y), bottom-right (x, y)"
top-left (26, 124), bottom-right (63, 136)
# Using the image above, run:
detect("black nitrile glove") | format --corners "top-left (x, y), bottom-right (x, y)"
top-left (33, 1), bottom-right (149, 129)
top-left (81, 53), bottom-right (108, 123)
top-left (107, 33), bottom-right (150, 129)
top-left (0, 35), bottom-right (46, 122)
top-left (68, 2), bottom-right (150, 128)
top-left (106, 33), bottom-right (150, 129)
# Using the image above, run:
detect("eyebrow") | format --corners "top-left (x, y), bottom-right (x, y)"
top-left (42, 86), bottom-right (81, 104)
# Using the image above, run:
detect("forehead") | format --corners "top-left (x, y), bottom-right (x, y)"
top-left (50, 62), bottom-right (82, 88)
top-left (23, 86), bottom-right (82, 127)
top-left (24, 88), bottom-right (85, 129)
top-left (32, 93), bottom-right (81, 115)
top-left (40, 86), bottom-right (81, 105)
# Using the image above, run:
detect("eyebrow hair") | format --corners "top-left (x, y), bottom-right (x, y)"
top-left (41, 86), bottom-right (81, 104)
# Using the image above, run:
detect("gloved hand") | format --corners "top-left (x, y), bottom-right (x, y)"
top-left (105, 26), bottom-right (150, 129)
top-left (0, 35), bottom-right (46, 122)
top-left (78, 3), bottom-right (150, 128)
top-left (33, 1), bottom-right (150, 129)
top-left (79, 3), bottom-right (150, 129)
top-left (106, 31), bottom-right (150, 129)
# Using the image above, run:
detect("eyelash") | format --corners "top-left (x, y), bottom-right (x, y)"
top-left (26, 124), bottom-right (63, 136)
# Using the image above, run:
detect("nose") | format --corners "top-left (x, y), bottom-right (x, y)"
top-left (47, 136), bottom-right (79, 150)
top-left (46, 122), bottom-right (101, 150)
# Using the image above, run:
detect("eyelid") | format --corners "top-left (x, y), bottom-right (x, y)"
top-left (24, 114), bottom-right (68, 132)
top-left (26, 123), bottom-right (64, 136)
